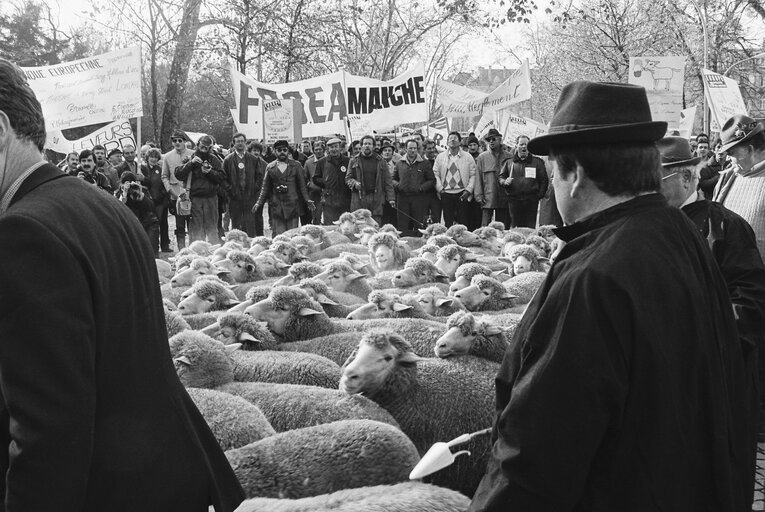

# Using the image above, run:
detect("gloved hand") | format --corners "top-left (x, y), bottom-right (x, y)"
top-left (389, 200), bottom-right (396, 208)
top-left (460, 190), bottom-right (471, 201)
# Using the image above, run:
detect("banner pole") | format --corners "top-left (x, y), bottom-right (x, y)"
top-left (136, 117), bottom-right (141, 150)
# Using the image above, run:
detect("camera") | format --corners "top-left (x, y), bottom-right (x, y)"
top-left (201, 161), bottom-right (212, 171)
top-left (276, 184), bottom-right (289, 194)
top-left (127, 182), bottom-right (143, 201)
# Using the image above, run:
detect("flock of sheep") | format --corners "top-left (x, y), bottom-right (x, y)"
top-left (157, 209), bottom-right (561, 511)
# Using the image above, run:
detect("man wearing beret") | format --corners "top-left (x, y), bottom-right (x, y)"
top-left (470, 82), bottom-right (749, 511)
top-left (254, 139), bottom-right (314, 235)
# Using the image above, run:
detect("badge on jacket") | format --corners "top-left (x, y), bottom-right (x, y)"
top-left (524, 167), bottom-right (536, 179)
top-left (238, 162), bottom-right (245, 169)
top-left (341, 166), bottom-right (347, 174)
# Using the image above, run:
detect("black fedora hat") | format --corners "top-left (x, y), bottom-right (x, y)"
top-left (719, 114), bottom-right (764, 153)
top-left (656, 136), bottom-right (701, 167)
top-left (483, 128), bottom-right (502, 140)
top-left (527, 81), bottom-right (667, 155)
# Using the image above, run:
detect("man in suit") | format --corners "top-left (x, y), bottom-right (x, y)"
top-left (0, 58), bottom-right (244, 512)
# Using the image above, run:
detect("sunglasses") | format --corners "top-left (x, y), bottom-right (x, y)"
top-left (487, 137), bottom-right (500, 142)
top-left (275, 148), bottom-right (290, 152)
top-left (198, 145), bottom-right (211, 151)
top-left (172, 138), bottom-right (184, 143)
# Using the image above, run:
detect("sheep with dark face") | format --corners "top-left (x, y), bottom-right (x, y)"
top-left (334, 212), bottom-right (361, 238)
top-left (435, 311), bottom-right (508, 362)
top-left (291, 235), bottom-right (319, 258)
top-left (227, 420), bottom-right (419, 499)
top-left (536, 224), bottom-right (557, 241)
top-left (444, 224), bottom-right (481, 247)
top-left (224, 229), bottom-right (250, 246)
top-left (215, 250), bottom-right (265, 284)
top-left (297, 278), bottom-right (356, 318)
top-left (524, 234), bottom-right (551, 258)
top-left (272, 261), bottom-right (323, 287)
top-left (391, 257), bottom-right (449, 288)
top-left (171, 257), bottom-right (226, 288)
top-left (434, 244), bottom-right (478, 280)
top-left (235, 482), bottom-right (470, 512)
top-left (473, 226), bottom-right (504, 255)
top-left (205, 312), bottom-right (278, 351)
top-left (340, 330), bottom-right (495, 497)
top-left (418, 222), bottom-right (447, 239)
top-left (499, 244), bottom-right (546, 277)
top-left (448, 262), bottom-right (493, 295)
top-left (315, 261), bottom-right (373, 299)
top-left (368, 232), bottom-right (411, 272)
top-left (415, 287), bottom-right (465, 317)
top-left (253, 250), bottom-right (290, 277)
top-left (453, 275), bottom-right (515, 312)
top-left (177, 279), bottom-right (240, 315)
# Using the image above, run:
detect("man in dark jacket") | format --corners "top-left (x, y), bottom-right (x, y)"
top-left (470, 81), bottom-right (749, 512)
top-left (0, 58), bottom-right (244, 512)
top-left (175, 135), bottom-right (226, 244)
top-left (71, 149), bottom-right (113, 193)
top-left (393, 139), bottom-right (436, 236)
top-left (223, 133), bottom-right (265, 237)
top-left (498, 135), bottom-right (549, 227)
top-left (303, 140), bottom-right (325, 225)
top-left (313, 137), bottom-right (351, 224)
top-left (253, 139), bottom-right (314, 235)
top-left (346, 135), bottom-right (395, 224)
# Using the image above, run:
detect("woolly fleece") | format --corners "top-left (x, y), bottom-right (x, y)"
top-left (231, 350), bottom-right (341, 389)
top-left (217, 312), bottom-right (278, 350)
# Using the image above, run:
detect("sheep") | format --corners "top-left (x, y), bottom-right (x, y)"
top-left (185, 387), bottom-right (275, 450)
top-left (253, 250), bottom-right (290, 277)
top-left (499, 244), bottom-right (547, 278)
top-left (214, 249), bottom-right (265, 284)
top-left (340, 330), bottom-right (495, 497)
top-left (453, 275), bottom-right (516, 312)
top-left (415, 287), bottom-right (466, 317)
top-left (352, 208), bottom-right (378, 227)
top-left (211, 241), bottom-right (245, 263)
top-left (412, 244), bottom-right (439, 263)
top-left (502, 270), bottom-right (548, 304)
top-left (315, 261), bottom-right (373, 300)
top-left (170, 330), bottom-right (340, 389)
top-left (226, 420), bottom-right (419, 499)
top-left (164, 306), bottom-right (190, 338)
top-left (417, 222), bottom-right (447, 239)
top-left (444, 224), bottom-right (481, 247)
top-left (156, 259), bottom-right (173, 280)
top-left (205, 311), bottom-right (278, 351)
top-left (368, 232), bottom-right (411, 272)
top-left (177, 279), bottom-right (240, 315)
top-left (245, 287), bottom-right (337, 342)
top-left (500, 230), bottom-right (526, 256)
top-left (297, 278), bottom-right (357, 318)
top-left (334, 212), bottom-right (361, 238)
top-left (379, 223), bottom-right (402, 235)
top-left (163, 297), bottom-right (178, 312)
top-left (487, 220), bottom-right (505, 231)
top-left (187, 240), bottom-right (215, 257)
top-left (354, 225), bottom-right (379, 246)
top-left (227, 285), bottom-right (274, 314)
top-left (335, 251), bottom-right (376, 276)
top-left (298, 224), bottom-right (333, 250)
top-left (170, 257), bottom-right (225, 287)
top-left (434, 244), bottom-right (478, 280)
top-left (448, 262), bottom-right (493, 295)
top-left (271, 240), bottom-right (305, 265)
top-left (234, 482), bottom-right (470, 512)
top-left (536, 224), bottom-right (558, 241)
top-left (391, 257), bottom-right (449, 288)
top-left (524, 234), bottom-right (551, 258)
top-left (346, 290), bottom-right (436, 321)
top-left (424, 234), bottom-right (457, 248)
top-left (224, 228), bottom-right (250, 246)
top-left (473, 226), bottom-right (504, 255)
top-left (272, 261), bottom-right (323, 287)
top-left (249, 236), bottom-right (272, 256)
top-left (434, 311), bottom-right (509, 362)
top-left (169, 252), bottom-right (197, 272)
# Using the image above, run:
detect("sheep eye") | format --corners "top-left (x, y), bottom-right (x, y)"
top-left (471, 331), bottom-right (477, 336)
top-left (383, 355), bottom-right (393, 362)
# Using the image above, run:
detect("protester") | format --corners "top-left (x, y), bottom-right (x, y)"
top-left (107, 147), bottom-right (124, 168)
top-left (422, 138), bottom-right (442, 224)
top-left (0, 57), bottom-right (244, 511)
top-left (346, 134), bottom-right (395, 225)
top-left (71, 149), bottom-right (113, 193)
top-left (93, 144), bottom-right (120, 191)
top-left (161, 129), bottom-right (194, 249)
top-left (115, 144), bottom-right (141, 179)
top-left (116, 172), bottom-right (160, 256)
top-left (393, 139), bottom-right (436, 236)
top-left (697, 137), bottom-right (730, 198)
top-left (142, 147), bottom-right (171, 252)
top-left (313, 137), bottom-right (352, 224)
top-left (473, 128), bottom-right (512, 227)
top-left (303, 139), bottom-right (325, 225)
top-left (253, 139), bottom-right (315, 235)
top-left (64, 151), bottom-right (79, 173)
top-left (433, 131), bottom-right (476, 227)
top-left (658, 135), bottom-right (765, 502)
top-left (380, 139), bottom-right (398, 226)
top-left (470, 81), bottom-right (749, 511)
top-left (464, 132), bottom-right (484, 229)
top-left (175, 135), bottom-right (226, 244)
top-left (223, 133), bottom-right (265, 237)
top-left (498, 135), bottom-right (549, 228)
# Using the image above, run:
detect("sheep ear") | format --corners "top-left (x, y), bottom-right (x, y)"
top-left (353, 233), bottom-right (362, 239)
top-left (397, 351), bottom-right (423, 364)
top-left (435, 297), bottom-right (454, 307)
top-left (482, 324), bottom-right (503, 336)
top-left (276, 261), bottom-right (290, 269)
top-left (200, 322), bottom-right (220, 335)
top-left (500, 292), bottom-right (517, 300)
top-left (317, 294), bottom-right (339, 305)
top-left (332, 220), bottom-right (341, 225)
top-left (246, 263), bottom-right (256, 273)
top-left (465, 252), bottom-right (478, 261)
top-left (348, 272), bottom-right (365, 281)
top-left (497, 257), bottom-right (513, 264)
top-left (238, 332), bottom-right (260, 343)
top-left (418, 228), bottom-right (427, 234)
top-left (224, 343), bottom-right (242, 353)
top-left (538, 257), bottom-right (550, 264)
top-left (298, 307), bottom-right (323, 316)
top-left (173, 355), bottom-right (191, 366)
top-left (392, 302), bottom-right (413, 312)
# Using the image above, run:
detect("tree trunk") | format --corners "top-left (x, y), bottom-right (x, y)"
top-left (160, 0), bottom-right (203, 151)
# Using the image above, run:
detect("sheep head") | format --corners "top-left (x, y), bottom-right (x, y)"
top-left (224, 229), bottom-right (250, 247)
top-left (272, 261), bottom-right (323, 287)
top-left (169, 331), bottom-right (239, 388)
top-left (416, 287), bottom-right (462, 316)
top-left (171, 257), bottom-right (226, 288)
top-left (244, 286), bottom-right (324, 338)
top-left (435, 244), bottom-right (477, 280)
top-left (392, 257), bottom-right (447, 288)
top-left (346, 290), bottom-right (413, 320)
top-left (315, 261), bottom-right (366, 293)
top-left (449, 263), bottom-right (493, 295)
top-left (453, 275), bottom-right (515, 311)
top-left (418, 222), bottom-right (447, 239)
top-left (177, 279), bottom-right (240, 315)
top-left (434, 311), bottom-right (502, 358)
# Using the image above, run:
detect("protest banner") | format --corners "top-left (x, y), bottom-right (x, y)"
top-left (263, 98), bottom-right (302, 144)
top-left (499, 113), bottom-right (548, 147)
top-left (22, 47), bottom-right (143, 132)
top-left (473, 112), bottom-right (496, 139)
top-left (629, 56), bottom-right (685, 130)
top-left (702, 69), bottom-right (748, 130)
top-left (230, 105), bottom-right (263, 141)
top-left (678, 107), bottom-right (697, 139)
top-left (45, 120), bottom-right (135, 154)
top-left (347, 114), bottom-right (374, 140)
top-left (437, 60), bottom-right (532, 118)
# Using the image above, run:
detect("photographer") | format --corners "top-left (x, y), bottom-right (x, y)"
top-left (69, 149), bottom-right (113, 194)
top-left (116, 172), bottom-right (160, 257)
top-left (175, 135), bottom-right (226, 244)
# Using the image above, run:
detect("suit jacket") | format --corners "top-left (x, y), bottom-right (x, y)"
top-left (255, 159), bottom-right (311, 219)
top-left (0, 164), bottom-right (244, 512)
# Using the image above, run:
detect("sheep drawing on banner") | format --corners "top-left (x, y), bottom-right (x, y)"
top-left (632, 58), bottom-right (682, 91)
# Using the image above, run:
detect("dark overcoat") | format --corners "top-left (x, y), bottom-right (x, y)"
top-left (0, 164), bottom-right (244, 512)
top-left (470, 194), bottom-right (749, 512)
top-left (256, 159), bottom-right (311, 219)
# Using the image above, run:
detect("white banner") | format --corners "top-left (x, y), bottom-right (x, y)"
top-left (702, 69), bottom-right (748, 130)
top-left (22, 47), bottom-right (143, 132)
top-left (438, 60), bottom-right (532, 118)
top-left (263, 98), bottom-right (302, 144)
top-left (500, 113), bottom-right (548, 147)
top-left (629, 56), bottom-right (685, 130)
top-left (678, 107), bottom-right (696, 139)
top-left (45, 120), bottom-right (135, 154)
top-left (474, 112), bottom-right (496, 139)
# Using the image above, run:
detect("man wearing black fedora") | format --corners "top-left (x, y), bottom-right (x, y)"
top-left (470, 82), bottom-right (749, 512)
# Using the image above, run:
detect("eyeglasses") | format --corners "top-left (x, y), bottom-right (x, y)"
top-left (198, 145), bottom-right (211, 151)
top-left (661, 171), bottom-right (679, 181)
top-left (172, 138), bottom-right (184, 143)
top-left (487, 137), bottom-right (499, 142)
top-left (275, 148), bottom-right (290, 153)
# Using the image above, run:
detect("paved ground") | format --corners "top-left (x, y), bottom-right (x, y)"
top-left (755, 442), bottom-right (765, 510)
